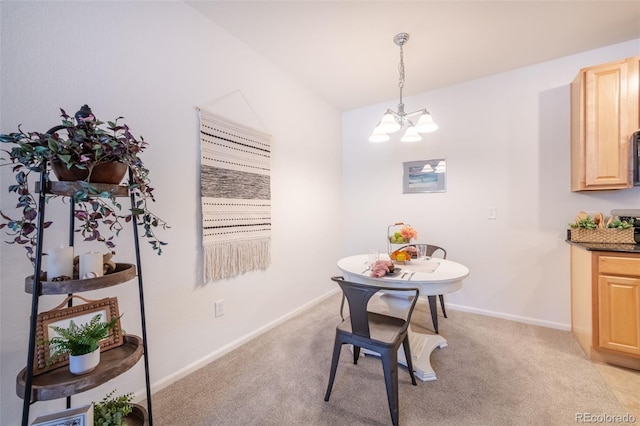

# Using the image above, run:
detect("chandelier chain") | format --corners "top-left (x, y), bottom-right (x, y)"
top-left (398, 44), bottom-right (405, 108)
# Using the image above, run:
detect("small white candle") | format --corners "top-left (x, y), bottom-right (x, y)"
top-left (46, 245), bottom-right (74, 280)
top-left (79, 252), bottom-right (104, 279)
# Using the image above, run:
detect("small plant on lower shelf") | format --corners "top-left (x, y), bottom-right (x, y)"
top-left (93, 389), bottom-right (134, 426)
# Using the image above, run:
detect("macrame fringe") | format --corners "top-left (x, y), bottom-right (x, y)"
top-left (204, 238), bottom-right (271, 281)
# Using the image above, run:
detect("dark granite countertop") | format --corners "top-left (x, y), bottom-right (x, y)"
top-left (566, 240), bottom-right (640, 253)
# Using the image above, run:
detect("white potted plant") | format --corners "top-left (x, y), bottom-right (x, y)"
top-left (44, 313), bottom-right (122, 375)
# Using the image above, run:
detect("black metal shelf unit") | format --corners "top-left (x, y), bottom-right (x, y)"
top-left (18, 168), bottom-right (153, 426)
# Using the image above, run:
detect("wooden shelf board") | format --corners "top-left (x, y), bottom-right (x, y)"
top-left (25, 263), bottom-right (136, 295)
top-left (16, 335), bottom-right (143, 402)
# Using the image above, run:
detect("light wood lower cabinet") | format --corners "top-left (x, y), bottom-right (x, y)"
top-left (570, 245), bottom-right (640, 369)
top-left (597, 271), bottom-right (640, 356)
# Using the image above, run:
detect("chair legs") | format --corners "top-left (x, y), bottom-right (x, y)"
top-left (427, 295), bottom-right (439, 334)
top-left (380, 338), bottom-right (417, 426)
top-left (324, 335), bottom-right (343, 401)
top-left (380, 348), bottom-right (400, 426)
top-left (353, 346), bottom-right (361, 364)
top-left (401, 336), bottom-right (417, 386)
top-left (439, 294), bottom-right (447, 318)
top-left (426, 294), bottom-right (448, 333)
top-left (325, 336), bottom-right (416, 426)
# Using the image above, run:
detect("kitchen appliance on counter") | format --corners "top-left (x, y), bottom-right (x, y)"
top-left (611, 209), bottom-right (640, 243)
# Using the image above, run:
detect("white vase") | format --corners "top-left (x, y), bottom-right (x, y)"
top-left (69, 348), bottom-right (100, 375)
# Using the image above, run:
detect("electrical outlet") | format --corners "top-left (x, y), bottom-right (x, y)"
top-left (215, 300), bottom-right (225, 318)
top-left (488, 208), bottom-right (497, 220)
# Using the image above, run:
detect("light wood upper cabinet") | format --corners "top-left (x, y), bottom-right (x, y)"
top-left (571, 56), bottom-right (640, 191)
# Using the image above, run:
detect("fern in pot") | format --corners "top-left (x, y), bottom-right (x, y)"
top-left (44, 313), bottom-right (122, 375)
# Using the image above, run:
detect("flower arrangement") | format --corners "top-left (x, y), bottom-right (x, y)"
top-left (399, 225), bottom-right (418, 240)
top-left (389, 225), bottom-right (418, 244)
top-left (0, 105), bottom-right (168, 262)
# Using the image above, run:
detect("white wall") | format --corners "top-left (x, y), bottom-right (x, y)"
top-left (343, 39), bottom-right (640, 330)
top-left (0, 2), bottom-right (342, 423)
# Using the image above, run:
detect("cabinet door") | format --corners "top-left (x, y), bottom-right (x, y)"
top-left (584, 61), bottom-right (632, 188)
top-left (597, 274), bottom-right (640, 356)
top-left (571, 56), bottom-right (639, 191)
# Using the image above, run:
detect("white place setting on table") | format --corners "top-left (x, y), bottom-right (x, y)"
top-left (400, 259), bottom-right (441, 276)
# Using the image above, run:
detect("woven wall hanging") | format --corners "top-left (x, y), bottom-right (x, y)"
top-left (199, 110), bottom-right (271, 281)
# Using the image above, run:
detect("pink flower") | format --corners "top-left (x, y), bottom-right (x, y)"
top-left (400, 225), bottom-right (418, 240)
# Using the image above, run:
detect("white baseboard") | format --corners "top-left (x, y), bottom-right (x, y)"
top-left (135, 288), bottom-right (341, 400)
top-left (446, 303), bottom-right (571, 331)
top-left (132, 291), bottom-right (568, 402)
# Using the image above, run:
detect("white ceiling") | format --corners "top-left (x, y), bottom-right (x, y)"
top-left (188, 1), bottom-right (640, 111)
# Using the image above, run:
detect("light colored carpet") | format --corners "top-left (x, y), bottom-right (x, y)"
top-left (151, 293), bottom-right (628, 425)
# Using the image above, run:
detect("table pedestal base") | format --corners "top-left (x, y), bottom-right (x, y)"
top-left (359, 331), bottom-right (447, 382)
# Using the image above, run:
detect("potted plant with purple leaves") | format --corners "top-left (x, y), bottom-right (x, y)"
top-left (0, 105), bottom-right (168, 263)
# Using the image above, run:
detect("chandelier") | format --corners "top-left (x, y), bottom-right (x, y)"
top-left (369, 33), bottom-right (438, 143)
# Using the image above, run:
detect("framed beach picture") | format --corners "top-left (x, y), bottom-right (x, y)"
top-left (31, 404), bottom-right (93, 426)
top-left (403, 159), bottom-right (446, 193)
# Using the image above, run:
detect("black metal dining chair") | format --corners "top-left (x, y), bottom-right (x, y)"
top-left (399, 244), bottom-right (448, 333)
top-left (325, 276), bottom-right (419, 426)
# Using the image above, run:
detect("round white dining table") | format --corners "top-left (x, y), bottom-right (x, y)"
top-left (336, 253), bottom-right (470, 381)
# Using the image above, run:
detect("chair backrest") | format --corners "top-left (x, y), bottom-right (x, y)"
top-left (425, 244), bottom-right (447, 259)
top-left (331, 276), bottom-right (419, 338)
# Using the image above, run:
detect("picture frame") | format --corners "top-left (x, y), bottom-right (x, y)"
top-left (31, 404), bottom-right (93, 426)
top-left (33, 296), bottom-right (123, 375)
top-left (403, 159), bottom-right (446, 193)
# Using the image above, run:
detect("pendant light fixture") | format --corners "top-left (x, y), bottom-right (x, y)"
top-left (369, 33), bottom-right (438, 143)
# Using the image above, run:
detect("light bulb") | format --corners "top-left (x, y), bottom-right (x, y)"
top-left (377, 113), bottom-right (401, 133)
top-left (400, 126), bottom-right (422, 142)
top-left (415, 112), bottom-right (438, 133)
top-left (368, 130), bottom-right (390, 143)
